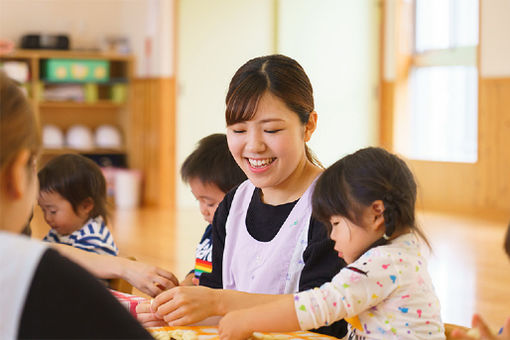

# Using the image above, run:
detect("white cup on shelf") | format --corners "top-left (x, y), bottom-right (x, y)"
top-left (95, 125), bottom-right (122, 149)
top-left (66, 124), bottom-right (94, 150)
top-left (42, 124), bottom-right (65, 148)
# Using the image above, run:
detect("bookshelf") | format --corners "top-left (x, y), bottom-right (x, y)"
top-left (1, 49), bottom-right (135, 165)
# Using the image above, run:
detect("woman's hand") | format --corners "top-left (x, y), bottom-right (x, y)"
top-left (451, 314), bottom-right (510, 340)
top-left (121, 258), bottom-right (179, 297)
top-left (136, 301), bottom-right (168, 327)
top-left (151, 286), bottom-right (221, 326)
top-left (219, 310), bottom-right (254, 340)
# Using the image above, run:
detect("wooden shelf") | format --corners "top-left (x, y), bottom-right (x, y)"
top-left (40, 78), bottom-right (129, 85)
top-left (1, 49), bottom-right (134, 61)
top-left (1, 49), bottom-right (177, 207)
top-left (43, 147), bottom-right (126, 155)
top-left (39, 100), bottom-right (126, 109)
top-left (0, 50), bottom-right (133, 160)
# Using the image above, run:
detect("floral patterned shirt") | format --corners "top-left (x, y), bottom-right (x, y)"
top-left (294, 233), bottom-right (445, 340)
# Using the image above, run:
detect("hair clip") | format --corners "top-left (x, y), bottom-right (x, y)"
top-left (383, 233), bottom-right (391, 240)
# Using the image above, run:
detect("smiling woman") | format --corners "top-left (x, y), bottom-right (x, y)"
top-left (137, 55), bottom-right (348, 339)
top-left (226, 91), bottom-right (318, 203)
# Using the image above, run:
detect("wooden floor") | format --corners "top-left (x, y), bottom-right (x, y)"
top-left (30, 207), bottom-right (510, 331)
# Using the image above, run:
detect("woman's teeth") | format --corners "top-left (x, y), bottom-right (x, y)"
top-left (248, 158), bottom-right (275, 168)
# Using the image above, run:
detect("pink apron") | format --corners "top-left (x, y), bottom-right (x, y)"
top-left (222, 179), bottom-right (316, 294)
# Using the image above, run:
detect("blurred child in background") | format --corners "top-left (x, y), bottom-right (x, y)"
top-left (37, 154), bottom-right (178, 296)
top-left (38, 153), bottom-right (118, 256)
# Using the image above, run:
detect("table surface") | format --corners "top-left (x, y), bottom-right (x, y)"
top-left (148, 326), bottom-right (340, 340)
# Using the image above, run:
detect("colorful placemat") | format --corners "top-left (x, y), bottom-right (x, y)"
top-left (109, 289), bottom-right (148, 317)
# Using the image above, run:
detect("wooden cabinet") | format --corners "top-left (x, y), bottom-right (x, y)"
top-left (2, 49), bottom-right (176, 208)
top-left (0, 49), bottom-right (135, 165)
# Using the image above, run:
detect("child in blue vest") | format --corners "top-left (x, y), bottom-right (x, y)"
top-left (38, 153), bottom-right (118, 256)
top-left (180, 133), bottom-right (247, 286)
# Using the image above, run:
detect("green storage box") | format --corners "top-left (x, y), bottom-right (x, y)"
top-left (45, 59), bottom-right (109, 83)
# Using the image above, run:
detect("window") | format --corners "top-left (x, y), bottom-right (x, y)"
top-left (406, 0), bottom-right (478, 162)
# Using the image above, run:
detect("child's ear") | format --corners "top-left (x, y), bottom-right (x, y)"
top-left (78, 197), bottom-right (94, 217)
top-left (304, 111), bottom-right (318, 142)
top-left (3, 149), bottom-right (31, 199)
top-left (370, 200), bottom-right (386, 231)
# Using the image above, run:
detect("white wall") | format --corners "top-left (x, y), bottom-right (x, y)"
top-left (176, 0), bottom-right (274, 208)
top-left (278, 0), bottom-right (381, 167)
top-left (480, 0), bottom-right (510, 77)
top-left (0, 0), bottom-right (174, 77)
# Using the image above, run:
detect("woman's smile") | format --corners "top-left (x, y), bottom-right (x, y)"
top-left (246, 157), bottom-right (276, 172)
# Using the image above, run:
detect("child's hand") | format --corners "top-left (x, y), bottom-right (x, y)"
top-left (180, 273), bottom-right (196, 286)
top-left (152, 286), bottom-right (220, 326)
top-left (219, 310), bottom-right (253, 340)
top-left (451, 314), bottom-right (510, 340)
top-left (123, 258), bottom-right (179, 297)
top-left (136, 301), bottom-right (168, 328)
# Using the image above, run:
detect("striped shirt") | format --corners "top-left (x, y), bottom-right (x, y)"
top-left (43, 216), bottom-right (118, 256)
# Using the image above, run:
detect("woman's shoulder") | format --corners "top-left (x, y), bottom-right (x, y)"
top-left (220, 182), bottom-right (243, 211)
top-left (0, 231), bottom-right (48, 261)
top-left (212, 182), bottom-right (245, 228)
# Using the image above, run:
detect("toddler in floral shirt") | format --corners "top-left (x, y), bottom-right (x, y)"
top-left (219, 147), bottom-right (445, 340)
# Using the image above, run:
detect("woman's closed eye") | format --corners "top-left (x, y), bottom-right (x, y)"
top-left (232, 129), bottom-right (246, 134)
top-left (264, 129), bottom-right (282, 134)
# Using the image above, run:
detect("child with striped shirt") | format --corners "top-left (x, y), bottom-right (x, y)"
top-left (38, 153), bottom-right (118, 256)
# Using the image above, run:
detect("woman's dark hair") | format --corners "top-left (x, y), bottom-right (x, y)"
top-left (0, 71), bottom-right (41, 171)
top-left (38, 154), bottom-right (108, 223)
top-left (181, 133), bottom-right (247, 193)
top-left (313, 147), bottom-right (430, 247)
top-left (225, 54), bottom-right (321, 167)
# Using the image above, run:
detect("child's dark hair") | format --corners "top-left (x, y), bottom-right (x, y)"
top-left (38, 154), bottom-right (108, 223)
top-left (225, 54), bottom-right (321, 167)
top-left (313, 147), bottom-right (430, 247)
top-left (181, 133), bottom-right (246, 193)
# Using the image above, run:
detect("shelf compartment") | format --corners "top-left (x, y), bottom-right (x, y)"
top-left (40, 78), bottom-right (129, 85)
top-left (42, 147), bottom-right (126, 155)
top-left (39, 100), bottom-right (126, 109)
